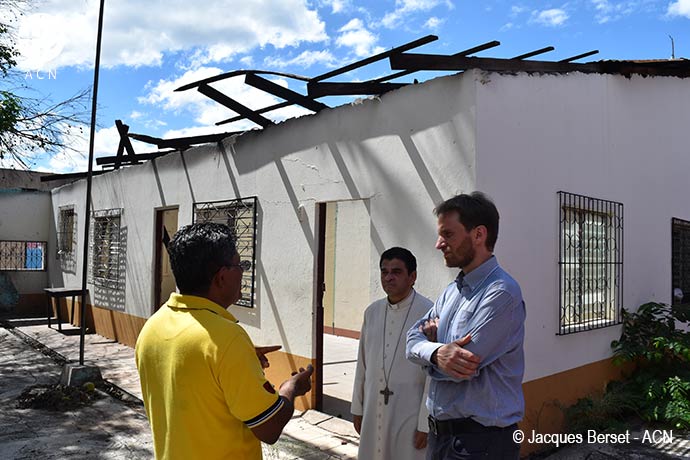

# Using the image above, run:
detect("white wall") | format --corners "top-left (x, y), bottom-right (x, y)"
top-left (50, 72), bottom-right (479, 358)
top-left (0, 190), bottom-right (51, 294)
top-left (475, 70), bottom-right (690, 381)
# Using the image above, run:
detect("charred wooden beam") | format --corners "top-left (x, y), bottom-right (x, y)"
top-left (96, 150), bottom-right (176, 166)
top-left (244, 73), bottom-right (328, 113)
top-left (559, 50), bottom-right (599, 62)
top-left (114, 120), bottom-right (137, 169)
top-left (512, 46), bottom-right (555, 60)
top-left (370, 40), bottom-right (501, 84)
top-left (40, 170), bottom-right (108, 182)
top-left (311, 35), bottom-right (437, 83)
top-left (216, 101), bottom-right (292, 126)
top-left (175, 70), bottom-right (311, 92)
top-left (198, 83), bottom-right (273, 128)
top-left (128, 132), bottom-right (241, 149)
top-left (307, 81), bottom-right (407, 98)
top-left (389, 53), bottom-right (602, 73)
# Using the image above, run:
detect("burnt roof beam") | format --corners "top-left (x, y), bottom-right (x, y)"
top-left (198, 83), bottom-right (274, 128)
top-left (114, 120), bottom-right (138, 169)
top-left (369, 40), bottom-right (501, 84)
top-left (389, 53), bottom-right (602, 73)
top-left (307, 81), bottom-right (407, 98)
top-left (215, 101), bottom-right (293, 126)
top-left (311, 35), bottom-right (437, 83)
top-left (244, 73), bottom-right (329, 113)
top-left (128, 132), bottom-right (241, 149)
top-left (559, 50), bottom-right (599, 62)
top-left (512, 46), bottom-right (555, 60)
top-left (96, 150), bottom-right (176, 166)
top-left (175, 70), bottom-right (311, 92)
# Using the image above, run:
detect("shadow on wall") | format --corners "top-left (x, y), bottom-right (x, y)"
top-left (92, 226), bottom-right (127, 312)
top-left (228, 80), bottom-right (474, 248)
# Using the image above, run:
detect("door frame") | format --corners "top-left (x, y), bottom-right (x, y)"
top-left (153, 206), bottom-right (179, 312)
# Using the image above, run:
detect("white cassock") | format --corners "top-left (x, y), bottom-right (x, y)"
top-left (351, 289), bottom-right (433, 460)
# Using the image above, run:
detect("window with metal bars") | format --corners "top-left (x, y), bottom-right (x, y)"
top-left (91, 208), bottom-right (122, 288)
top-left (193, 197), bottom-right (257, 308)
top-left (672, 217), bottom-right (690, 304)
top-left (56, 206), bottom-right (76, 260)
top-left (558, 192), bottom-right (623, 335)
top-left (0, 241), bottom-right (46, 271)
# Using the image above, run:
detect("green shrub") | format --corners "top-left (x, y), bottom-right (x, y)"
top-left (565, 302), bottom-right (690, 432)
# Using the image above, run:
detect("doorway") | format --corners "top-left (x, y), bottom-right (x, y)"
top-left (316, 199), bottom-right (371, 420)
top-left (154, 207), bottom-right (178, 311)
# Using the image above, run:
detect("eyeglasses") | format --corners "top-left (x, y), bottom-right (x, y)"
top-left (228, 259), bottom-right (252, 272)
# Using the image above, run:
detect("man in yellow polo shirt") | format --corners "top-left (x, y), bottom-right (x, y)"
top-left (136, 222), bottom-right (313, 459)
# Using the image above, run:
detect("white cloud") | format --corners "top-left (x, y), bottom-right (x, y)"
top-left (323, 0), bottom-right (353, 14)
top-left (531, 8), bottom-right (569, 27)
top-left (264, 50), bottom-right (337, 69)
top-left (11, 0), bottom-right (328, 71)
top-left (140, 67), bottom-right (311, 131)
top-left (336, 18), bottom-right (382, 58)
top-left (239, 56), bottom-right (255, 67)
top-left (423, 16), bottom-right (445, 30)
top-left (668, 0), bottom-right (690, 18)
top-left (511, 5), bottom-right (528, 16)
top-left (591, 0), bottom-right (644, 23)
top-left (381, 0), bottom-right (453, 29)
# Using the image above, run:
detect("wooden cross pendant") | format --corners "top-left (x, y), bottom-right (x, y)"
top-left (380, 386), bottom-right (394, 405)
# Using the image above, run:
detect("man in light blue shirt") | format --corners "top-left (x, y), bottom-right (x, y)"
top-left (406, 192), bottom-right (525, 459)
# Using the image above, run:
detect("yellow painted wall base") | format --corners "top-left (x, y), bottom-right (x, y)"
top-left (519, 358), bottom-right (634, 457)
top-left (62, 300), bottom-right (316, 411)
top-left (62, 300), bottom-right (146, 348)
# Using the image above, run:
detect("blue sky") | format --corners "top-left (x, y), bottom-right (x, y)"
top-left (4, 0), bottom-right (690, 172)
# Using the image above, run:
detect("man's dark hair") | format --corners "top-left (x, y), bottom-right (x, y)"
top-left (435, 191), bottom-right (500, 251)
top-left (167, 222), bottom-right (237, 295)
top-left (380, 247), bottom-right (417, 274)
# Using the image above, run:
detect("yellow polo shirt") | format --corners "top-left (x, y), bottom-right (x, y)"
top-left (135, 293), bottom-right (282, 460)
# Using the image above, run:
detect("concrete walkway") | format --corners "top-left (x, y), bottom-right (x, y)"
top-left (3, 317), bottom-right (359, 460)
top-left (4, 316), bottom-right (690, 459)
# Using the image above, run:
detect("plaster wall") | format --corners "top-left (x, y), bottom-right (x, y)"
top-left (0, 190), bottom-right (51, 294)
top-left (50, 72), bottom-right (479, 358)
top-left (474, 70), bottom-right (690, 382)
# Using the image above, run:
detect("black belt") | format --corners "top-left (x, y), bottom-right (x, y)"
top-left (428, 416), bottom-right (516, 436)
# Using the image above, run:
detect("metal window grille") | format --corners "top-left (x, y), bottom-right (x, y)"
top-left (0, 241), bottom-right (46, 271)
top-left (91, 208), bottom-right (122, 288)
top-left (56, 206), bottom-right (76, 260)
top-left (672, 217), bottom-right (690, 303)
top-left (193, 197), bottom-right (257, 308)
top-left (558, 192), bottom-right (623, 335)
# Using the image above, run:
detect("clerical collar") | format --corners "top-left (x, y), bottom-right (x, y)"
top-left (387, 289), bottom-right (415, 310)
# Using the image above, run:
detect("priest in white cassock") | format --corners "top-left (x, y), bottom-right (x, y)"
top-left (351, 247), bottom-right (433, 460)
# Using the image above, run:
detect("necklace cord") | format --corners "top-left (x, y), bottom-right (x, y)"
top-left (382, 290), bottom-right (416, 389)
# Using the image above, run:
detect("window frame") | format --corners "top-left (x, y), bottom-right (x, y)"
top-left (671, 217), bottom-right (690, 304)
top-left (558, 191), bottom-right (623, 335)
top-left (91, 208), bottom-right (122, 289)
top-left (56, 205), bottom-right (76, 260)
top-left (0, 240), bottom-right (47, 271)
top-left (192, 196), bottom-right (258, 308)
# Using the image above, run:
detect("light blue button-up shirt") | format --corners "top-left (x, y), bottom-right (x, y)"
top-left (406, 256), bottom-right (525, 427)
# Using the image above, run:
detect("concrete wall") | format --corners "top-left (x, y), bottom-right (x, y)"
top-left (0, 189), bottom-right (51, 305)
top-left (474, 70), bottom-right (690, 383)
top-left (50, 72), bottom-right (478, 362)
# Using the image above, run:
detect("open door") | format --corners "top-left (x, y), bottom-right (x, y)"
top-left (154, 207), bottom-right (178, 311)
top-left (316, 200), bottom-right (370, 419)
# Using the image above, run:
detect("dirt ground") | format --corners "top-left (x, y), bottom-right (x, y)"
top-left (0, 328), bottom-right (154, 459)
